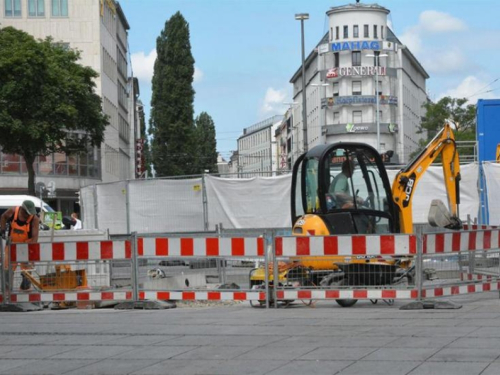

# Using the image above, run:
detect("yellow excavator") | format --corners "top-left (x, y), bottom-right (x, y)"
top-left (496, 144), bottom-right (500, 163)
top-left (250, 124), bottom-right (462, 306)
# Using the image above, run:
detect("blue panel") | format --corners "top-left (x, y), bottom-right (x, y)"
top-left (476, 99), bottom-right (500, 224)
top-left (477, 99), bottom-right (500, 162)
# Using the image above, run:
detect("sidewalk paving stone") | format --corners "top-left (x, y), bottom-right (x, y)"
top-left (427, 348), bottom-right (500, 362)
top-left (0, 293), bottom-right (499, 374)
top-left (407, 361), bottom-right (489, 375)
top-left (266, 359), bottom-right (353, 375)
top-left (336, 360), bottom-right (421, 374)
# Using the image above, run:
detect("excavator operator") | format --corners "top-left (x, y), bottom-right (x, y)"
top-left (328, 159), bottom-right (364, 209)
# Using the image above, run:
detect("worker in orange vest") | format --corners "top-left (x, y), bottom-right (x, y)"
top-left (1, 200), bottom-right (40, 290)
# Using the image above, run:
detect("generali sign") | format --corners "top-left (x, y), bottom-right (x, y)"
top-left (326, 66), bottom-right (386, 79)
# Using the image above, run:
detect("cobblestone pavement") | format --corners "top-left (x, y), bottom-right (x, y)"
top-left (0, 293), bottom-right (500, 374)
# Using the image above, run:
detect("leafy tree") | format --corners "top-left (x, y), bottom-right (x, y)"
top-left (150, 12), bottom-right (196, 176)
top-left (0, 27), bottom-right (108, 195)
top-left (412, 97), bottom-right (476, 159)
top-left (194, 112), bottom-right (218, 173)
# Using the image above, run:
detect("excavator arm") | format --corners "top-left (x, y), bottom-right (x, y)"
top-left (391, 124), bottom-right (461, 233)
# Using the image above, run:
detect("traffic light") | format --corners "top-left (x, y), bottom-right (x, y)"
top-left (75, 191), bottom-right (81, 205)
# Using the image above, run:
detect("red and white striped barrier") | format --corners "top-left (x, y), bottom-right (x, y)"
top-left (276, 280), bottom-right (500, 301)
top-left (139, 291), bottom-right (265, 301)
top-left (10, 241), bottom-right (132, 262)
top-left (138, 237), bottom-right (264, 257)
top-left (277, 289), bottom-right (418, 300)
top-left (460, 273), bottom-right (497, 282)
top-left (423, 230), bottom-right (500, 254)
top-left (10, 291), bottom-right (133, 303)
top-left (275, 234), bottom-right (416, 257)
top-left (421, 281), bottom-right (500, 298)
top-left (463, 225), bottom-right (498, 230)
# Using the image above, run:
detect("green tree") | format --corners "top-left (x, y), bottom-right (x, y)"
top-left (0, 27), bottom-right (108, 196)
top-left (412, 97), bottom-right (476, 159)
top-left (194, 112), bottom-right (218, 173)
top-left (150, 12), bottom-right (196, 176)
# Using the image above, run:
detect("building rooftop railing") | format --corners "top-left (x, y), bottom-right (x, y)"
top-left (243, 115), bottom-right (284, 136)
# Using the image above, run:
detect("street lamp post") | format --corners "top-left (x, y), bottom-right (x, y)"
top-left (295, 13), bottom-right (309, 153)
top-left (366, 53), bottom-right (388, 152)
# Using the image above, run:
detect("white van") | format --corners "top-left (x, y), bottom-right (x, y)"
top-left (0, 195), bottom-right (62, 229)
top-left (0, 195), bottom-right (55, 217)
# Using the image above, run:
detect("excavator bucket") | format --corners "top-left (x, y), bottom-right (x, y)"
top-left (428, 199), bottom-right (462, 230)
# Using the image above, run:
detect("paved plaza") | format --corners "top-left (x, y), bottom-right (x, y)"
top-left (0, 293), bottom-right (500, 374)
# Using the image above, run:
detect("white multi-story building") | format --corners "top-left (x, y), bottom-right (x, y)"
top-left (290, 2), bottom-right (429, 164)
top-left (0, 0), bottom-right (139, 214)
top-left (237, 115), bottom-right (283, 176)
top-left (274, 108), bottom-right (293, 173)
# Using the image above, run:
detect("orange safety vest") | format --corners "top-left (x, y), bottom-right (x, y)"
top-left (10, 206), bottom-right (34, 243)
top-left (3, 207), bottom-right (34, 272)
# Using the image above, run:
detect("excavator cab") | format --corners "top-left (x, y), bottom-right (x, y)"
top-left (291, 142), bottom-right (400, 236)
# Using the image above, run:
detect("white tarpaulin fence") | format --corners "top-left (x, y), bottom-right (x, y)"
top-left (82, 164), bottom-right (482, 235)
top-left (205, 174), bottom-right (292, 229)
top-left (483, 162), bottom-right (500, 225)
top-left (128, 178), bottom-right (205, 233)
top-left (386, 163), bottom-right (479, 225)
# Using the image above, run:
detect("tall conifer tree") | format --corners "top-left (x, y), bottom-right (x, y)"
top-left (194, 112), bottom-right (218, 173)
top-left (150, 12), bottom-right (196, 176)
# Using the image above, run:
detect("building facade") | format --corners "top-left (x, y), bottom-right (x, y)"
top-left (274, 108), bottom-right (293, 173)
top-left (290, 2), bottom-right (429, 164)
top-left (0, 0), bottom-right (138, 214)
top-left (237, 115), bottom-right (283, 176)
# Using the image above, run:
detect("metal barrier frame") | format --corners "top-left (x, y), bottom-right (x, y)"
top-left (1, 228), bottom-right (499, 310)
top-left (135, 233), bottom-right (268, 305)
top-left (2, 237), bottom-right (134, 306)
top-left (272, 233), bottom-right (420, 305)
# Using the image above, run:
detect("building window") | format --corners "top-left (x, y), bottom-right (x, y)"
top-left (118, 81), bottom-right (128, 110)
top-left (334, 112), bottom-right (340, 124)
top-left (374, 51), bottom-right (380, 66)
top-left (54, 42), bottom-right (70, 50)
top-left (117, 47), bottom-right (127, 79)
top-left (119, 114), bottom-right (130, 143)
top-left (352, 111), bottom-right (362, 124)
top-left (343, 25), bottom-right (348, 39)
top-left (364, 24), bottom-right (369, 38)
top-left (28, 0), bottom-right (44, 16)
top-left (334, 52), bottom-right (339, 68)
top-left (352, 51), bottom-right (361, 66)
top-left (330, 27), bottom-right (333, 41)
top-left (51, 0), bottom-right (67, 17)
top-left (381, 26), bottom-right (384, 39)
top-left (336, 26), bottom-right (339, 40)
top-left (333, 82), bottom-right (339, 97)
top-left (373, 25), bottom-right (378, 39)
top-left (352, 81), bottom-right (362, 96)
top-left (353, 25), bottom-right (359, 38)
top-left (4, 0), bottom-right (21, 16)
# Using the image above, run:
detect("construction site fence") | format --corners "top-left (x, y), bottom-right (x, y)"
top-left (1, 226), bottom-right (499, 309)
top-left (81, 163), bottom-right (492, 236)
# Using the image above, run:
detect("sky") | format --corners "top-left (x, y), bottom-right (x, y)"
top-left (119, 0), bottom-right (500, 160)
